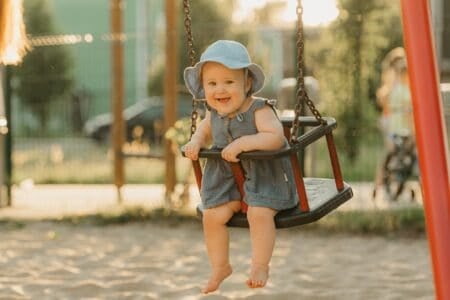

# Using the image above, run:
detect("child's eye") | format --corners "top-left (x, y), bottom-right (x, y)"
top-left (225, 80), bottom-right (234, 84)
top-left (207, 81), bottom-right (216, 86)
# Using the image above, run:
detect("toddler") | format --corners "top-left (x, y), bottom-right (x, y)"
top-left (183, 40), bottom-right (298, 293)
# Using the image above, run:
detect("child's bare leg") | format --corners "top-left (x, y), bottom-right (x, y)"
top-left (246, 206), bottom-right (277, 288)
top-left (201, 200), bottom-right (241, 294)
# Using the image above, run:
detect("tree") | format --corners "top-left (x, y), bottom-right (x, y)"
top-left (12, 0), bottom-right (74, 133)
top-left (306, 0), bottom-right (403, 161)
top-left (148, 0), bottom-right (241, 96)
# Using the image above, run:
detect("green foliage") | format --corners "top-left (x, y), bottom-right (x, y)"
top-left (12, 138), bottom-right (194, 184)
top-left (165, 117), bottom-right (192, 147)
top-left (306, 0), bottom-right (403, 161)
top-left (306, 207), bottom-right (426, 237)
top-left (147, 0), bottom-right (246, 96)
top-left (180, 0), bottom-right (233, 61)
top-left (12, 0), bottom-right (74, 133)
top-left (50, 206), bottom-right (199, 227)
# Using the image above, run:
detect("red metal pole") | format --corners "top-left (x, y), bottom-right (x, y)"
top-left (400, 1), bottom-right (450, 299)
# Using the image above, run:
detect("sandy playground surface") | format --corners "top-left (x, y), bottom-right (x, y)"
top-left (0, 219), bottom-right (434, 299)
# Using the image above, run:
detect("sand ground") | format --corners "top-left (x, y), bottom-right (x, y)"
top-left (0, 181), bottom-right (434, 299)
top-left (0, 221), bottom-right (433, 300)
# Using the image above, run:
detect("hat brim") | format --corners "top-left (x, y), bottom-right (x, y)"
top-left (184, 61), bottom-right (265, 99)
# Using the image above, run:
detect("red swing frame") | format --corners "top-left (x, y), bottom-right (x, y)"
top-left (188, 116), bottom-right (352, 228)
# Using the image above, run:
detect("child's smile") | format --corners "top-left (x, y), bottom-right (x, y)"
top-left (216, 96), bottom-right (231, 104)
top-left (202, 62), bottom-right (252, 117)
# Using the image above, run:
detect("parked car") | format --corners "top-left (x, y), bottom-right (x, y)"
top-left (83, 96), bottom-right (198, 145)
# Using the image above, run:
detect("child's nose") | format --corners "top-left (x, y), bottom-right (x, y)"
top-left (216, 83), bottom-right (227, 92)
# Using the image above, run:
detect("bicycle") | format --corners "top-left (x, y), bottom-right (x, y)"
top-left (373, 133), bottom-right (417, 202)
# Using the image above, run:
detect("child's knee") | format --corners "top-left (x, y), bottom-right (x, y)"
top-left (203, 208), bottom-right (224, 226)
top-left (203, 202), bottom-right (239, 225)
top-left (247, 207), bottom-right (276, 224)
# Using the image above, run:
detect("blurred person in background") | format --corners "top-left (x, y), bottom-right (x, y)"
top-left (373, 47), bottom-right (415, 200)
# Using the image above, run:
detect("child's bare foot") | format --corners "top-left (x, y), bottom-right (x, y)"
top-left (246, 264), bottom-right (269, 288)
top-left (201, 264), bottom-right (232, 294)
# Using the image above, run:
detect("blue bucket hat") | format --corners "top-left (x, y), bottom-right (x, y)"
top-left (184, 40), bottom-right (265, 99)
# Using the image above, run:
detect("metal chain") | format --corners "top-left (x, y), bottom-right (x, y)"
top-left (291, 0), bottom-right (325, 143)
top-left (183, 0), bottom-right (196, 67)
top-left (182, 0), bottom-right (199, 138)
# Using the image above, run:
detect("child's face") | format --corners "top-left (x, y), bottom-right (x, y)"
top-left (202, 62), bottom-right (251, 116)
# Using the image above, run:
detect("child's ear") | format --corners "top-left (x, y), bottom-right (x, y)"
top-left (246, 76), bottom-right (253, 94)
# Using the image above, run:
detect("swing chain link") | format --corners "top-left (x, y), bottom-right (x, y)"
top-left (183, 0), bottom-right (199, 138)
top-left (183, 0), bottom-right (196, 67)
top-left (291, 0), bottom-right (325, 143)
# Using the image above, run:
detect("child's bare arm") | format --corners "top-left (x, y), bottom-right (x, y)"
top-left (221, 106), bottom-right (285, 162)
top-left (183, 111), bottom-right (212, 161)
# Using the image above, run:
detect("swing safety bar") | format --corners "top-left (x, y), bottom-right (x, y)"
top-left (191, 117), bottom-right (337, 160)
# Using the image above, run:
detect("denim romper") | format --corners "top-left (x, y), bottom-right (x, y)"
top-left (200, 98), bottom-right (299, 211)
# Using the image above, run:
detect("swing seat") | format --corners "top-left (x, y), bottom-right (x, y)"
top-left (197, 178), bottom-right (352, 228)
top-left (185, 116), bottom-right (353, 229)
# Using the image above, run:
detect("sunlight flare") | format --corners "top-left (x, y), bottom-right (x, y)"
top-left (234, 0), bottom-right (339, 27)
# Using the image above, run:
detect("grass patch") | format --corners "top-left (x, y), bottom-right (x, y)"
top-left (50, 206), bottom-right (200, 227)
top-left (0, 219), bottom-right (26, 230)
top-left (12, 133), bottom-right (385, 184)
top-left (0, 206), bottom-right (426, 237)
top-left (11, 206), bottom-right (427, 236)
top-left (12, 138), bottom-right (193, 184)
top-left (310, 131), bottom-right (384, 181)
top-left (303, 207), bottom-right (426, 237)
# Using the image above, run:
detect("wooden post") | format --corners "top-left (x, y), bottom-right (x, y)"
top-left (110, 0), bottom-right (125, 203)
top-left (164, 0), bottom-right (178, 206)
top-left (3, 66), bottom-right (12, 206)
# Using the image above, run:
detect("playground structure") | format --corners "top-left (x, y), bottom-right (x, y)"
top-left (0, 0), bottom-right (449, 298)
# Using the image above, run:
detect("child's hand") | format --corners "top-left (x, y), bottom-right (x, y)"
top-left (221, 141), bottom-right (243, 162)
top-left (183, 141), bottom-right (201, 161)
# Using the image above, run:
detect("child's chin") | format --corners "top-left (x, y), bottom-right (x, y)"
top-left (217, 109), bottom-right (234, 116)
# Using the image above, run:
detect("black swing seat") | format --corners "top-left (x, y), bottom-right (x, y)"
top-left (187, 116), bottom-right (353, 228)
top-left (197, 178), bottom-right (352, 228)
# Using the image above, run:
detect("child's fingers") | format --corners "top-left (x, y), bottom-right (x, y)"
top-left (186, 150), bottom-right (198, 161)
top-left (221, 151), bottom-right (239, 162)
top-left (191, 153), bottom-right (199, 161)
top-left (184, 143), bottom-right (200, 160)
